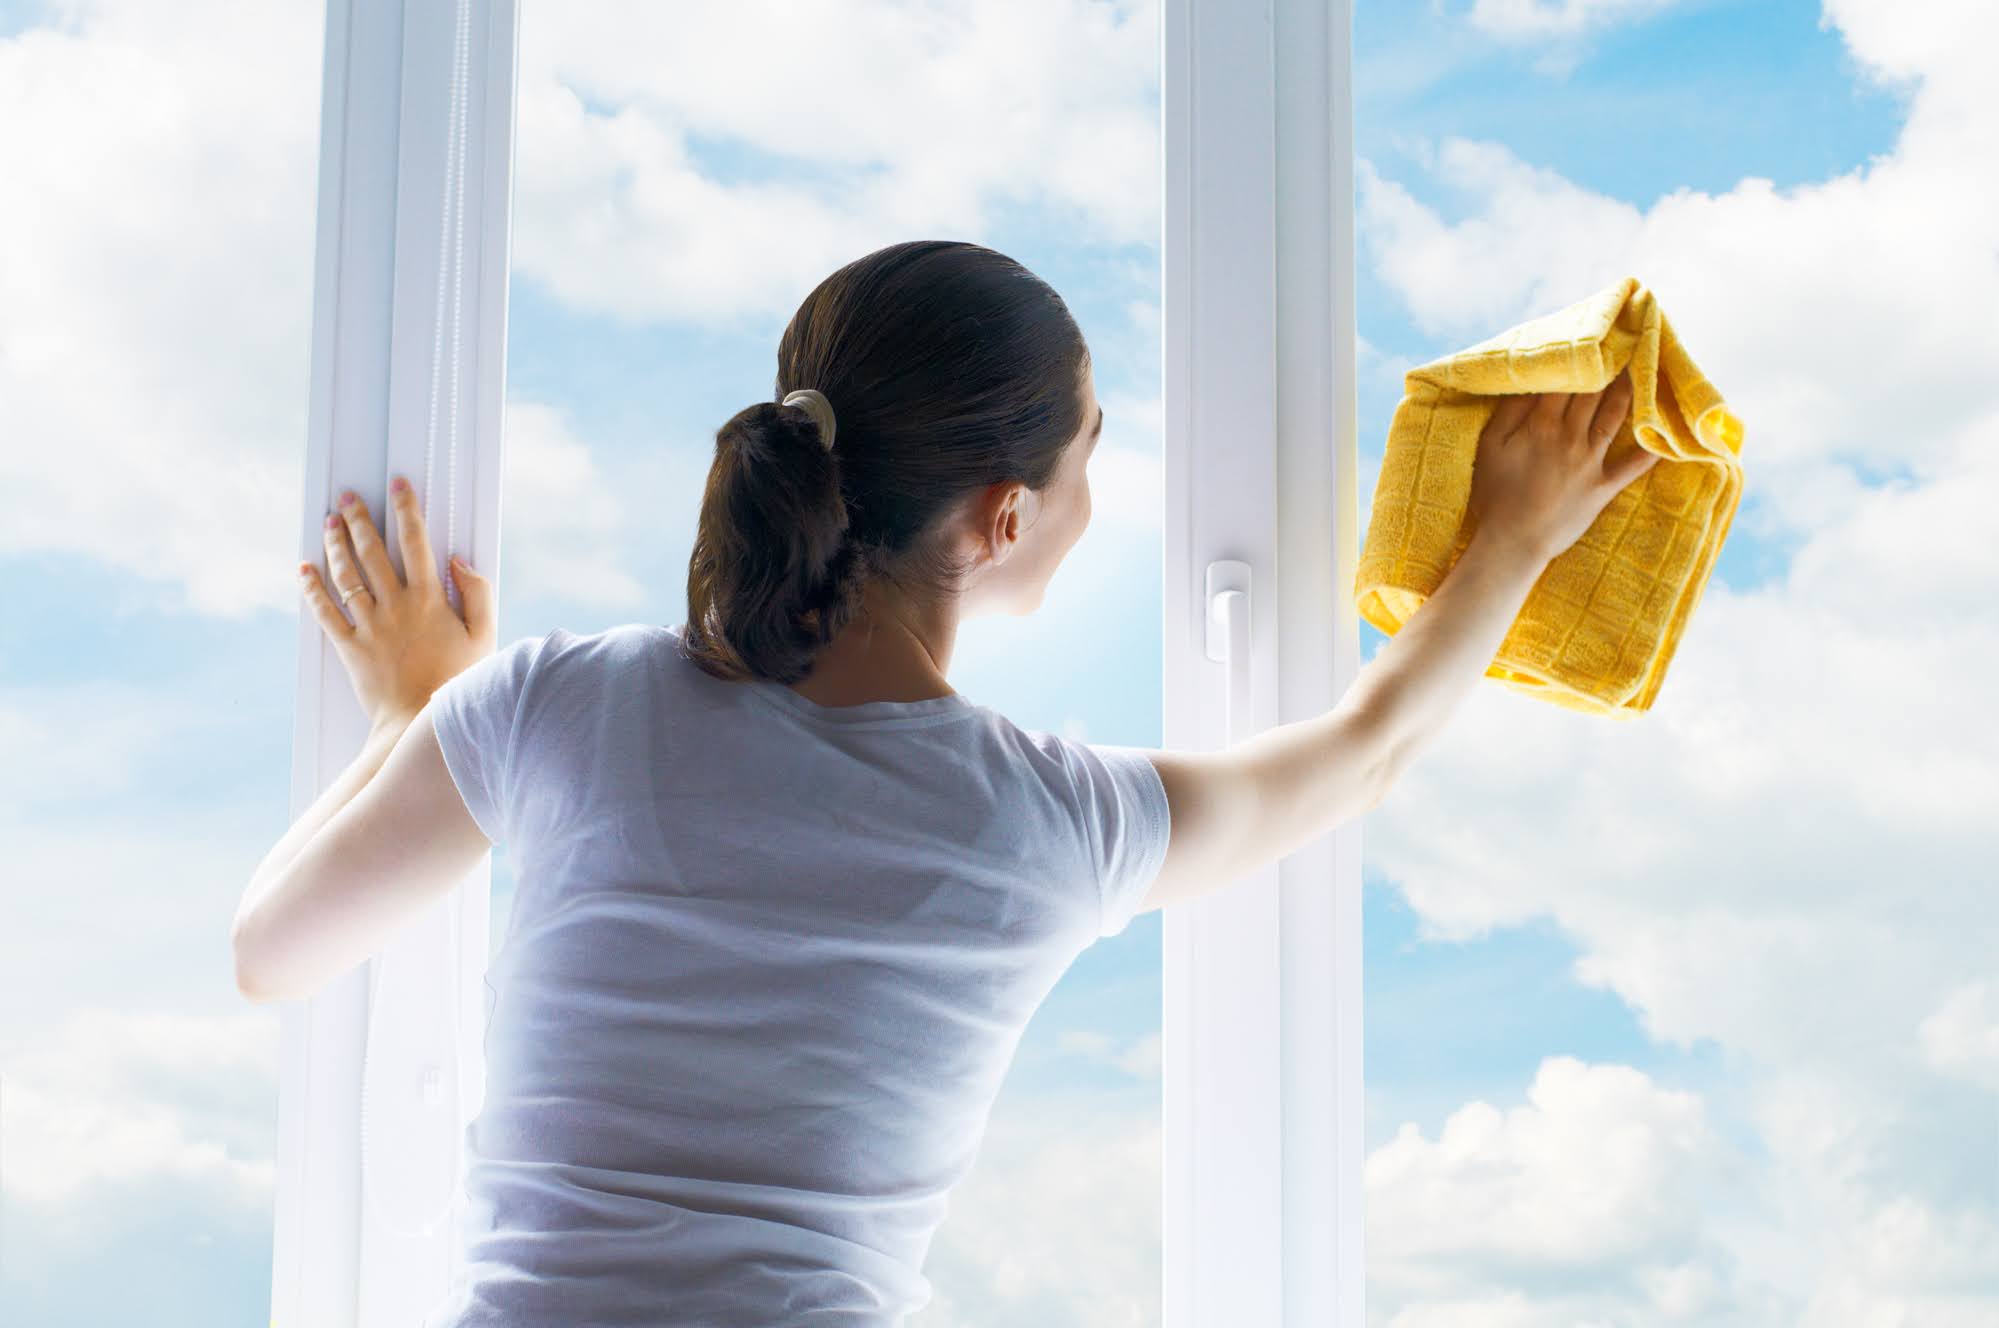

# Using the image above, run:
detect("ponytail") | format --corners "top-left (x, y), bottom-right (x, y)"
top-left (684, 399), bottom-right (872, 685)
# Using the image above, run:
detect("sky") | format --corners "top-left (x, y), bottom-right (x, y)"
top-left (1, 0), bottom-right (1994, 1325)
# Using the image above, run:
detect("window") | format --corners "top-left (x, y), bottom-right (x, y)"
top-left (264, 1), bottom-right (1363, 1323)
top-left (1348, 4), bottom-right (1993, 1324)
top-left (2, 0), bottom-right (1365, 1322)
top-left (22, 3), bottom-right (1974, 1326)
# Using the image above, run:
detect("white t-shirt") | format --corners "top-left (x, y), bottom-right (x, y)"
top-left (419, 621), bottom-right (1170, 1326)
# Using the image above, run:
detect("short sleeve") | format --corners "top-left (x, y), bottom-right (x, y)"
top-left (427, 631), bottom-right (551, 846)
top-left (1064, 740), bottom-right (1173, 939)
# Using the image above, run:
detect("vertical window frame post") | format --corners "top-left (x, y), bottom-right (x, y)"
top-left (1161, 0), bottom-right (1362, 1322)
top-left (272, 1), bottom-right (520, 1322)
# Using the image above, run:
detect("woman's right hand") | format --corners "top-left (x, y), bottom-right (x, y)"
top-left (1463, 367), bottom-right (1659, 563)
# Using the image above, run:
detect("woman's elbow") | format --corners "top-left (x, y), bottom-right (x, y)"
top-left (232, 920), bottom-right (284, 1004)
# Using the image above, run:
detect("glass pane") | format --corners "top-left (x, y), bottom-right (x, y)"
top-left (0, 2), bottom-right (325, 1322)
top-left (490, 3), bottom-right (1164, 1322)
top-left (1354, 4), bottom-right (1992, 1323)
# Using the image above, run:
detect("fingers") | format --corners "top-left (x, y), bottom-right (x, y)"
top-left (319, 478), bottom-right (449, 634)
top-left (298, 560), bottom-right (358, 642)
top-left (450, 555), bottom-right (496, 644)
top-left (1482, 391), bottom-right (1538, 442)
top-left (336, 490), bottom-right (402, 598)
top-left (388, 476), bottom-right (439, 592)
top-left (1606, 439), bottom-right (1662, 492)
top-left (1526, 388), bottom-right (1569, 433)
top-left (1582, 369), bottom-right (1635, 452)
top-left (1563, 373), bottom-right (1609, 435)
top-left (322, 508), bottom-right (375, 624)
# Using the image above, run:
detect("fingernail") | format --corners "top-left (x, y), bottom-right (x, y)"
top-left (325, 513), bottom-right (341, 529)
top-left (338, 489), bottom-right (356, 507)
top-left (390, 476), bottom-right (409, 494)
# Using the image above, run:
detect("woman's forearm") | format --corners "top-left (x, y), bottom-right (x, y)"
top-left (1341, 525), bottom-right (1553, 792)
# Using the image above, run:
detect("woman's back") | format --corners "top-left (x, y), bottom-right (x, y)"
top-left (421, 621), bottom-right (1169, 1326)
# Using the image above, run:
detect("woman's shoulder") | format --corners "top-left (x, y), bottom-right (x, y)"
top-left (514, 620), bottom-right (674, 664)
top-left (489, 622), bottom-right (682, 702)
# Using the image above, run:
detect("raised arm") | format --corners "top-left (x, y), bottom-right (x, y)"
top-left (1135, 370), bottom-right (1654, 915)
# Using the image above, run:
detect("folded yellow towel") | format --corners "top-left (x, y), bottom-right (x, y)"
top-left (1355, 276), bottom-right (1744, 717)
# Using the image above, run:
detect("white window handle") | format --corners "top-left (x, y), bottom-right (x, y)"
top-left (1204, 559), bottom-right (1253, 746)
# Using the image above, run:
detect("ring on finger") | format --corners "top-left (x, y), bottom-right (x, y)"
top-left (339, 583), bottom-right (371, 607)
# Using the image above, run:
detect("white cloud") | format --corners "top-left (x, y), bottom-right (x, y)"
top-left (1466, 0), bottom-right (1682, 43)
top-left (0, 1006), bottom-right (277, 1210)
top-left (513, 0), bottom-right (1161, 325)
top-left (1056, 1028), bottom-right (1162, 1079)
top-left (1801, 1195), bottom-right (1999, 1320)
top-left (0, 678), bottom-right (290, 1135)
top-left (0, 0), bottom-right (321, 617)
top-left (499, 399), bottom-right (648, 610)
top-left (1358, 147), bottom-right (1644, 348)
top-left (1086, 441), bottom-right (1165, 533)
top-left (1460, 0), bottom-right (1685, 79)
top-left (1356, 0), bottom-right (1999, 1320)
top-left (1366, 1057), bottom-right (1748, 1317)
top-left (3, 827), bottom-right (256, 1046)
top-left (913, 1098), bottom-right (1159, 1327)
top-left (1918, 979), bottom-right (1999, 1091)
top-left (1818, 0), bottom-right (1999, 98)
top-left (0, 680), bottom-right (205, 804)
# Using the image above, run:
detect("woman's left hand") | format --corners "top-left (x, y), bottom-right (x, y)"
top-left (301, 477), bottom-right (496, 735)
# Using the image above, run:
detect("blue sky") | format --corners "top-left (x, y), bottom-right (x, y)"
top-left (4, 1), bottom-right (1995, 1325)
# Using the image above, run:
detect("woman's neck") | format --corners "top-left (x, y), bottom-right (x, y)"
top-left (785, 583), bottom-right (960, 706)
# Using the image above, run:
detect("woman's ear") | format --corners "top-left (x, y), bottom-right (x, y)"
top-left (973, 479), bottom-right (1042, 570)
top-left (982, 480), bottom-right (1022, 567)
top-left (990, 492), bottom-right (1015, 566)
top-left (1015, 485), bottom-right (1043, 537)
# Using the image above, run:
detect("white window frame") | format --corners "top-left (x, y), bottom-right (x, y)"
top-left (273, 1), bottom-right (519, 1322)
top-left (1162, 1), bottom-right (1363, 1323)
top-left (272, 0), bottom-right (1361, 1323)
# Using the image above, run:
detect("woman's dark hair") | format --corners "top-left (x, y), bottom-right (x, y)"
top-left (683, 240), bottom-right (1091, 684)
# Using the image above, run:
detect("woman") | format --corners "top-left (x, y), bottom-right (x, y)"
top-left (232, 239), bottom-right (1652, 1324)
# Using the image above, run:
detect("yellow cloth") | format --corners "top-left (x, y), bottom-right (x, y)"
top-left (1355, 276), bottom-right (1745, 717)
